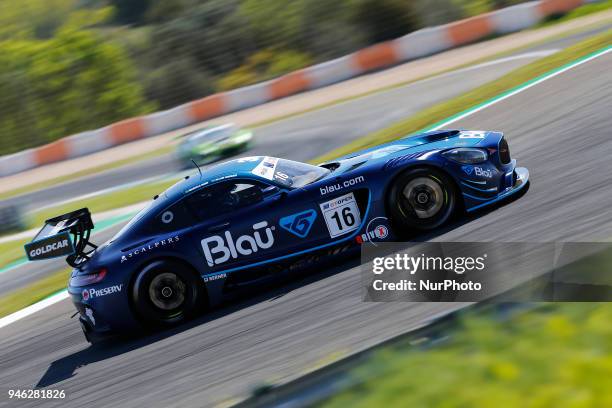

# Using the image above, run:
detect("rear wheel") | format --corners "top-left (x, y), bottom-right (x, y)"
top-left (387, 168), bottom-right (457, 232)
top-left (132, 260), bottom-right (203, 327)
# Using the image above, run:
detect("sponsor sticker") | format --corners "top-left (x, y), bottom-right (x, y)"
top-left (203, 273), bottom-right (227, 283)
top-left (319, 193), bottom-right (361, 238)
top-left (120, 235), bottom-right (180, 263)
top-left (357, 217), bottom-right (390, 245)
top-left (185, 181), bottom-right (209, 194)
top-left (462, 166), bottom-right (494, 179)
top-left (280, 209), bottom-right (317, 238)
top-left (25, 232), bottom-right (75, 261)
top-left (319, 176), bottom-right (365, 196)
top-left (474, 167), bottom-right (494, 178)
top-left (212, 173), bottom-right (237, 182)
top-left (201, 222), bottom-right (275, 267)
top-left (251, 156), bottom-right (279, 180)
top-left (82, 284), bottom-right (123, 301)
top-left (461, 165), bottom-right (474, 176)
top-left (161, 211), bottom-right (174, 224)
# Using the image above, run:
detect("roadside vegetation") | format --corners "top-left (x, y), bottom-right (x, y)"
top-left (323, 303), bottom-right (612, 407)
top-left (538, 0), bottom-right (612, 27)
top-left (0, 238), bottom-right (28, 271)
top-left (313, 30), bottom-right (612, 163)
top-left (0, 0), bottom-right (572, 156)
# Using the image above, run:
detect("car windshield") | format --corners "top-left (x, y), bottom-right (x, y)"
top-left (273, 159), bottom-right (330, 188)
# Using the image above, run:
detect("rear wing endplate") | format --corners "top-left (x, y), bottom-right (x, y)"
top-left (24, 208), bottom-right (97, 267)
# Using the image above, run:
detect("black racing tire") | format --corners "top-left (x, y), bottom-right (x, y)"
top-left (387, 167), bottom-right (457, 232)
top-left (131, 259), bottom-right (203, 327)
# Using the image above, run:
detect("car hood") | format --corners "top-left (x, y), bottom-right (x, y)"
top-left (322, 129), bottom-right (498, 174)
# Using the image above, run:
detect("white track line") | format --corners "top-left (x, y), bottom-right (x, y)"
top-left (430, 47), bottom-right (612, 130)
top-left (0, 46), bottom-right (610, 331)
top-left (0, 291), bottom-right (69, 329)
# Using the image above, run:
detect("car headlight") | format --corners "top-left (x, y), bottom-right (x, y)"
top-left (442, 148), bottom-right (488, 164)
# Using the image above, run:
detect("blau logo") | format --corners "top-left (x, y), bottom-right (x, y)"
top-left (280, 210), bottom-right (317, 238)
top-left (461, 165), bottom-right (494, 178)
top-left (461, 165), bottom-right (474, 175)
top-left (201, 222), bottom-right (274, 267)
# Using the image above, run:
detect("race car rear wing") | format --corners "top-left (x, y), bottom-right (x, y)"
top-left (24, 208), bottom-right (97, 267)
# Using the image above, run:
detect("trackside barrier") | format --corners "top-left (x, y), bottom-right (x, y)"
top-left (0, 0), bottom-right (587, 177)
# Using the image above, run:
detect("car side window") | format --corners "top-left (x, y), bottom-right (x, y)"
top-left (155, 201), bottom-right (192, 232)
top-left (184, 181), bottom-right (270, 220)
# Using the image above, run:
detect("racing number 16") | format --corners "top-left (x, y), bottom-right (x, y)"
top-left (320, 193), bottom-right (361, 238)
top-left (330, 207), bottom-right (355, 231)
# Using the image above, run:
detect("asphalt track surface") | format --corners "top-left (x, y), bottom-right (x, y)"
top-left (0, 43), bottom-right (611, 407)
top-left (5, 24), bottom-right (609, 212)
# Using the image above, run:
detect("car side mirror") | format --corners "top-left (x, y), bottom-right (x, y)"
top-left (268, 190), bottom-right (288, 205)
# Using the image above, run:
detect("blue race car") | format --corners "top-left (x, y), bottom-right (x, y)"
top-left (25, 129), bottom-right (529, 343)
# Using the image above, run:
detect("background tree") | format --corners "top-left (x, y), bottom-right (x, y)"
top-left (0, 27), bottom-right (153, 154)
top-left (349, 0), bottom-right (421, 43)
top-left (0, 0), bottom-right (538, 155)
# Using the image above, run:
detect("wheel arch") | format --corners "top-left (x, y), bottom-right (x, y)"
top-left (127, 255), bottom-right (210, 318)
top-left (383, 162), bottom-right (464, 215)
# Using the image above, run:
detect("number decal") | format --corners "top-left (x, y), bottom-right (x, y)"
top-left (274, 171), bottom-right (289, 181)
top-left (319, 193), bottom-right (361, 238)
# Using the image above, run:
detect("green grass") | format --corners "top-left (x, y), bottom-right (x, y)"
top-left (0, 268), bottom-right (70, 318)
top-left (538, 0), bottom-right (612, 27)
top-left (0, 144), bottom-right (175, 201)
top-left (0, 238), bottom-right (29, 270)
top-left (323, 303), bottom-right (612, 407)
top-left (311, 30), bottom-right (612, 164)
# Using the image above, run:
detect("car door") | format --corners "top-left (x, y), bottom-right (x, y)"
top-left (182, 179), bottom-right (328, 276)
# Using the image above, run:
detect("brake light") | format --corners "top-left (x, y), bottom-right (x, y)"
top-left (70, 268), bottom-right (107, 287)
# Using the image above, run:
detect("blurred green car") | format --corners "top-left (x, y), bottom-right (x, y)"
top-left (177, 124), bottom-right (253, 166)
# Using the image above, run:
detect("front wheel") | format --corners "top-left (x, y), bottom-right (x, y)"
top-left (132, 260), bottom-right (203, 327)
top-left (387, 168), bottom-right (457, 232)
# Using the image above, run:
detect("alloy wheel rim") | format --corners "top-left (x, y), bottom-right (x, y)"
top-left (401, 177), bottom-right (445, 219)
top-left (149, 272), bottom-right (187, 311)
